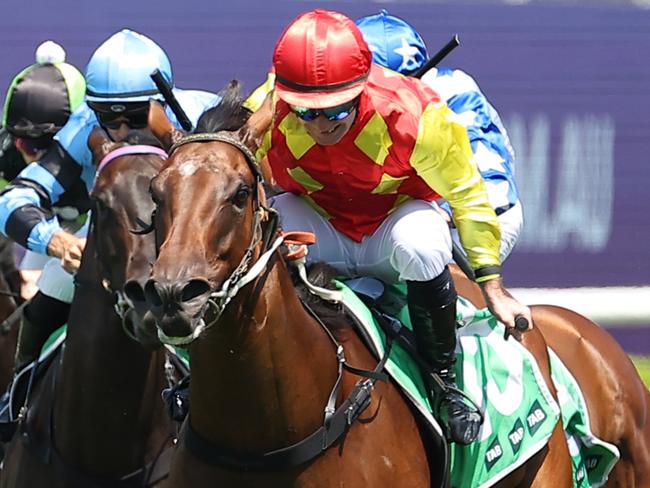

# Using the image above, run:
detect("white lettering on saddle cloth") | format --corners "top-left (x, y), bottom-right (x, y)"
top-left (508, 427), bottom-right (524, 446)
top-left (486, 444), bottom-right (502, 463)
top-left (527, 408), bottom-right (546, 428)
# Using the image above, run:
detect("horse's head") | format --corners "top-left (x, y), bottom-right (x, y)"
top-left (133, 82), bottom-right (273, 346)
top-left (88, 125), bottom-right (167, 347)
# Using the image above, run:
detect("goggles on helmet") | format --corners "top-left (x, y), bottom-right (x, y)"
top-left (88, 101), bottom-right (151, 129)
top-left (289, 98), bottom-right (358, 122)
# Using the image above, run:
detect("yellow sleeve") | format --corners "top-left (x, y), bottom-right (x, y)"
top-left (242, 73), bottom-right (275, 113)
top-left (242, 73), bottom-right (275, 161)
top-left (409, 102), bottom-right (501, 278)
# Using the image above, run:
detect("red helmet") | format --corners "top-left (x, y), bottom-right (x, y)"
top-left (273, 9), bottom-right (372, 109)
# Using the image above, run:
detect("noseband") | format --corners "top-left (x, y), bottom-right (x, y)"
top-left (157, 132), bottom-right (279, 345)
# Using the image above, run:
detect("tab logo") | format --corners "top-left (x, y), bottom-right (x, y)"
top-left (526, 400), bottom-right (547, 436)
top-left (586, 455), bottom-right (602, 471)
top-left (508, 418), bottom-right (525, 455)
top-left (485, 438), bottom-right (503, 471)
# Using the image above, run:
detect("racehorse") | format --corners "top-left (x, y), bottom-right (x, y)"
top-left (0, 127), bottom-right (176, 487)
top-left (133, 83), bottom-right (574, 487)
top-left (452, 268), bottom-right (650, 487)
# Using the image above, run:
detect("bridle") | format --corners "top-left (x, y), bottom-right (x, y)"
top-left (89, 144), bottom-right (168, 342)
top-left (158, 132), bottom-right (399, 471)
top-left (155, 132), bottom-right (280, 346)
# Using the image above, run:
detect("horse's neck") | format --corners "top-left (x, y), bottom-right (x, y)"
top-left (54, 253), bottom-right (168, 472)
top-left (189, 258), bottom-right (340, 452)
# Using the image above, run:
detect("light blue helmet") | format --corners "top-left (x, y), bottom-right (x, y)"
top-left (85, 29), bottom-right (173, 103)
top-left (356, 10), bottom-right (428, 75)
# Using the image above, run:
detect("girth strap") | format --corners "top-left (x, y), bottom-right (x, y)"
top-left (182, 359), bottom-right (388, 471)
top-left (182, 303), bottom-right (393, 470)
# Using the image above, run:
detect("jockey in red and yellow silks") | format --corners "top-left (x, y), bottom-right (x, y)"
top-left (257, 65), bottom-right (500, 273)
top-left (251, 9), bottom-right (532, 446)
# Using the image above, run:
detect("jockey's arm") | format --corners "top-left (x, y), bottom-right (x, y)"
top-left (242, 72), bottom-right (275, 114)
top-left (412, 103), bottom-right (531, 330)
top-left (0, 141), bottom-right (85, 270)
top-left (242, 73), bottom-right (278, 190)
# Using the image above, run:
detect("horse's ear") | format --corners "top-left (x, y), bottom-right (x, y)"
top-left (237, 92), bottom-right (273, 154)
top-left (88, 127), bottom-right (115, 165)
top-left (148, 100), bottom-right (185, 151)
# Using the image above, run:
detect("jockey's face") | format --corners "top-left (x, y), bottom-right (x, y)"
top-left (291, 99), bottom-right (358, 146)
top-left (103, 122), bottom-right (154, 143)
top-left (89, 101), bottom-right (153, 142)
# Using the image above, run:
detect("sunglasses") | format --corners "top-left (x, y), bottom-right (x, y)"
top-left (89, 102), bottom-right (150, 130)
top-left (289, 99), bottom-right (357, 122)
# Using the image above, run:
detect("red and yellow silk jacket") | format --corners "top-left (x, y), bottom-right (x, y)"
top-left (250, 65), bottom-right (501, 275)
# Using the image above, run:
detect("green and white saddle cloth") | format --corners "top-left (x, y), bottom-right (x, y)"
top-left (336, 280), bottom-right (619, 488)
top-left (33, 284), bottom-right (618, 487)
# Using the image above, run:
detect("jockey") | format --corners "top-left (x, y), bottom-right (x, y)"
top-left (254, 9), bottom-right (531, 445)
top-left (0, 30), bottom-right (220, 385)
top-left (356, 10), bottom-right (523, 262)
top-left (0, 41), bottom-right (86, 300)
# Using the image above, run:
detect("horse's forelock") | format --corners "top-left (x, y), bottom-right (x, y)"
top-left (196, 80), bottom-right (251, 134)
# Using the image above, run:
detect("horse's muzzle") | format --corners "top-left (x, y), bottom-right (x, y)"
top-left (140, 278), bottom-right (212, 340)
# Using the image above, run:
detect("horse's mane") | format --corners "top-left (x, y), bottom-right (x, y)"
top-left (195, 80), bottom-right (251, 134)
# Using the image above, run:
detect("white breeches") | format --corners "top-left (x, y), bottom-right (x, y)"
top-left (271, 193), bottom-right (452, 283)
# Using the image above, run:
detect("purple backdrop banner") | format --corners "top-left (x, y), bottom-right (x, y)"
top-left (1, 0), bottom-right (648, 288)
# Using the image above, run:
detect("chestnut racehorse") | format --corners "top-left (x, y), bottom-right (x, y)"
top-left (452, 267), bottom-right (650, 487)
top-left (131, 84), bottom-right (574, 487)
top-left (0, 129), bottom-right (176, 487)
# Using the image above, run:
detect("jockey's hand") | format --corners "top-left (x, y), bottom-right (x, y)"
top-left (47, 230), bottom-right (86, 274)
top-left (479, 277), bottom-right (532, 338)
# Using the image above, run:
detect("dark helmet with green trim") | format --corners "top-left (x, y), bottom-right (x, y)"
top-left (2, 41), bottom-right (86, 139)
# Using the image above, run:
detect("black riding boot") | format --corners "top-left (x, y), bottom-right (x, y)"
top-left (15, 293), bottom-right (69, 367)
top-left (407, 268), bottom-right (482, 445)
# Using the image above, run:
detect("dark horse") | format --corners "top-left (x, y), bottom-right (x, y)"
top-left (131, 84), bottom-right (574, 487)
top-left (0, 127), bottom-right (176, 486)
top-left (452, 268), bottom-right (650, 487)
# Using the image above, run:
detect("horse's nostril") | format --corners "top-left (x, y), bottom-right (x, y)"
top-left (144, 280), bottom-right (163, 307)
top-left (181, 279), bottom-right (211, 303)
top-left (124, 280), bottom-right (145, 303)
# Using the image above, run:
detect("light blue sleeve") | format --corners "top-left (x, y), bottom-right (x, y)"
top-left (169, 89), bottom-right (222, 129)
top-left (54, 103), bottom-right (97, 171)
top-left (426, 68), bottom-right (519, 213)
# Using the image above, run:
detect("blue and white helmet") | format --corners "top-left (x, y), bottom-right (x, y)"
top-left (85, 29), bottom-right (173, 103)
top-left (356, 10), bottom-right (428, 75)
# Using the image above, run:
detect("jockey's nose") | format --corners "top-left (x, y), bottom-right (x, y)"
top-left (310, 114), bottom-right (335, 130)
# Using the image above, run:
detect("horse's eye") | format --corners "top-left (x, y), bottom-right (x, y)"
top-left (231, 185), bottom-right (251, 208)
